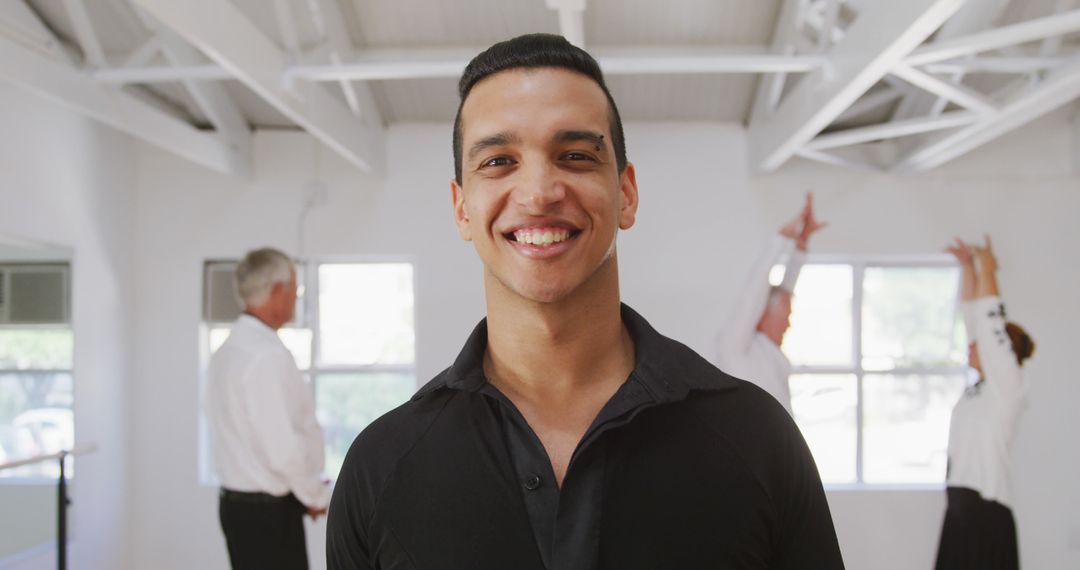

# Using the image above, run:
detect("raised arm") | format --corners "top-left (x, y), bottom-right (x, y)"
top-left (946, 238), bottom-right (976, 302)
top-left (780, 193), bottom-right (826, 291)
top-left (974, 234), bottom-right (1000, 299)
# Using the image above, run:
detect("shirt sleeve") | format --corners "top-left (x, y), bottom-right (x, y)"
top-left (778, 247), bottom-right (806, 293)
top-left (775, 417), bottom-right (845, 569)
top-left (717, 236), bottom-right (795, 358)
top-left (326, 440), bottom-right (375, 569)
top-left (243, 351), bottom-right (330, 509)
top-left (964, 296), bottom-right (1026, 406)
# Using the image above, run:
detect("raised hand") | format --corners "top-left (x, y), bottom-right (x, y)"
top-left (796, 193), bottom-right (826, 251)
top-left (974, 234), bottom-right (998, 274)
top-left (945, 237), bottom-right (975, 266)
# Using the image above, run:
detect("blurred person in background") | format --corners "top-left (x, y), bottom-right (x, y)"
top-left (715, 193), bottom-right (825, 414)
top-left (937, 236), bottom-right (1034, 570)
top-left (206, 247), bottom-right (328, 570)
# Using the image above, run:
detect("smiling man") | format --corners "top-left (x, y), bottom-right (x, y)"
top-left (327, 34), bottom-right (844, 570)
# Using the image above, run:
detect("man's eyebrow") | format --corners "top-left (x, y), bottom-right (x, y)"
top-left (554, 130), bottom-right (608, 151)
top-left (467, 132), bottom-right (522, 162)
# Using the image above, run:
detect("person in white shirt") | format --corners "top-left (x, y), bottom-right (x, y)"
top-left (936, 236), bottom-right (1035, 570)
top-left (715, 194), bottom-right (825, 414)
top-left (206, 247), bottom-right (329, 570)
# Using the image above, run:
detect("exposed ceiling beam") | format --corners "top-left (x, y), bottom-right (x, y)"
top-left (132, 0), bottom-right (384, 174)
top-left (795, 148), bottom-right (879, 172)
top-left (834, 87), bottom-right (904, 124)
top-left (807, 111), bottom-right (978, 150)
top-left (750, 0), bottom-right (803, 126)
top-left (0, 31), bottom-right (235, 174)
top-left (93, 64), bottom-right (231, 83)
top-left (889, 0), bottom-right (1012, 155)
top-left (0, 0), bottom-right (76, 64)
top-left (924, 56), bottom-right (1073, 74)
top-left (120, 34), bottom-right (163, 68)
top-left (904, 9), bottom-right (1080, 67)
top-left (271, 0), bottom-right (302, 62)
top-left (748, 0), bottom-right (967, 172)
top-left (285, 46), bottom-right (825, 82)
top-left (890, 63), bottom-right (1000, 115)
top-left (546, 0), bottom-right (587, 49)
top-left (86, 45), bottom-right (826, 86)
top-left (305, 0), bottom-right (383, 126)
top-left (894, 56), bottom-right (1080, 172)
top-left (156, 31), bottom-right (252, 178)
top-left (60, 0), bottom-right (106, 66)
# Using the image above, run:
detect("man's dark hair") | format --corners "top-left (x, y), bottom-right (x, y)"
top-left (452, 33), bottom-right (627, 184)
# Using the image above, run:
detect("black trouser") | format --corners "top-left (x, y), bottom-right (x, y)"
top-left (219, 489), bottom-right (309, 570)
top-left (935, 486), bottom-right (1019, 570)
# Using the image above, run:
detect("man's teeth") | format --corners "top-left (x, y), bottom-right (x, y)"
top-left (514, 229), bottom-right (572, 246)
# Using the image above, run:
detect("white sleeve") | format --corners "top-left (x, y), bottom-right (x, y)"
top-left (779, 247), bottom-right (807, 293)
top-left (718, 236), bottom-right (794, 358)
top-left (965, 296), bottom-right (1025, 405)
top-left (243, 351), bottom-right (329, 509)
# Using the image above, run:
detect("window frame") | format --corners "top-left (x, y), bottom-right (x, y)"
top-left (0, 261), bottom-right (74, 484)
top-left (790, 254), bottom-right (968, 491)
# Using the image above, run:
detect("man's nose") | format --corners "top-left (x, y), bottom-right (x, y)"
top-left (513, 161), bottom-right (566, 211)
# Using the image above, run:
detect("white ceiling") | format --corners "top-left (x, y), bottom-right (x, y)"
top-left (3, 0), bottom-right (1079, 175)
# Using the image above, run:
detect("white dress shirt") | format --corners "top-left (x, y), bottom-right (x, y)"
top-left (205, 314), bottom-right (329, 509)
top-left (715, 236), bottom-right (806, 414)
top-left (946, 296), bottom-right (1027, 508)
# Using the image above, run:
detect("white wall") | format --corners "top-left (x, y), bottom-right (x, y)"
top-left (0, 85), bottom-right (135, 570)
top-left (127, 112), bottom-right (1079, 569)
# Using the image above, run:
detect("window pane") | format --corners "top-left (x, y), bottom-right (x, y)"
top-left (277, 328), bottom-right (312, 370)
top-left (0, 372), bottom-right (74, 478)
top-left (862, 267), bottom-right (964, 370)
top-left (863, 373), bottom-right (966, 484)
top-left (315, 372), bottom-right (415, 479)
top-left (318, 264), bottom-right (415, 366)
top-left (0, 330), bottom-right (73, 370)
top-left (791, 374), bottom-right (857, 484)
top-left (208, 326), bottom-right (312, 370)
top-left (782, 265), bottom-right (853, 367)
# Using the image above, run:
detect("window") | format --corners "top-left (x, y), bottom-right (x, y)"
top-left (782, 258), bottom-right (969, 486)
top-left (201, 260), bottom-right (416, 482)
top-left (0, 264), bottom-right (74, 480)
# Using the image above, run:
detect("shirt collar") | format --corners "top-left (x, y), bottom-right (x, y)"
top-left (415, 304), bottom-right (737, 402)
top-left (235, 313), bottom-right (280, 340)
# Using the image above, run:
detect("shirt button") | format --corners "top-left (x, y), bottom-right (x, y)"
top-left (523, 474), bottom-right (541, 491)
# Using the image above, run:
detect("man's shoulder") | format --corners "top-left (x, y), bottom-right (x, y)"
top-left (338, 368), bottom-right (459, 485)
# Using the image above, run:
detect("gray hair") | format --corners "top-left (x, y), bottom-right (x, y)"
top-left (235, 248), bottom-right (294, 308)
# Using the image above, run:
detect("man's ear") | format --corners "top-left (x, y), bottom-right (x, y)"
top-left (451, 179), bottom-right (472, 241)
top-left (618, 162), bottom-right (639, 230)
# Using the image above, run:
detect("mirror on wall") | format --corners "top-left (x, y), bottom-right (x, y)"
top-left (0, 235), bottom-right (73, 479)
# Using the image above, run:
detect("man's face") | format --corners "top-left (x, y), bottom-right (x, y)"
top-left (451, 67), bottom-right (638, 304)
top-left (273, 271), bottom-right (298, 326)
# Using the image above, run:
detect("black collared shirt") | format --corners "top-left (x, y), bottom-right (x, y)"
top-left (327, 305), bottom-right (844, 569)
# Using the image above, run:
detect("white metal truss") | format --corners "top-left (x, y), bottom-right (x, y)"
top-left (546, 0), bottom-right (587, 49)
top-left (0, 1), bottom-right (235, 174)
top-left (894, 55), bottom-right (1080, 172)
top-left (303, 0), bottom-right (384, 127)
top-left (2, 0), bottom-right (1079, 176)
top-left (799, 6), bottom-right (1080, 171)
top-left (132, 0), bottom-right (385, 174)
top-left (749, 0), bottom-right (969, 172)
top-left (0, 30), bottom-right (234, 173)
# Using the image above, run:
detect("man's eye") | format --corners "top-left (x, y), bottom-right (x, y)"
top-left (481, 157), bottom-right (513, 168)
top-left (563, 152), bottom-right (595, 161)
